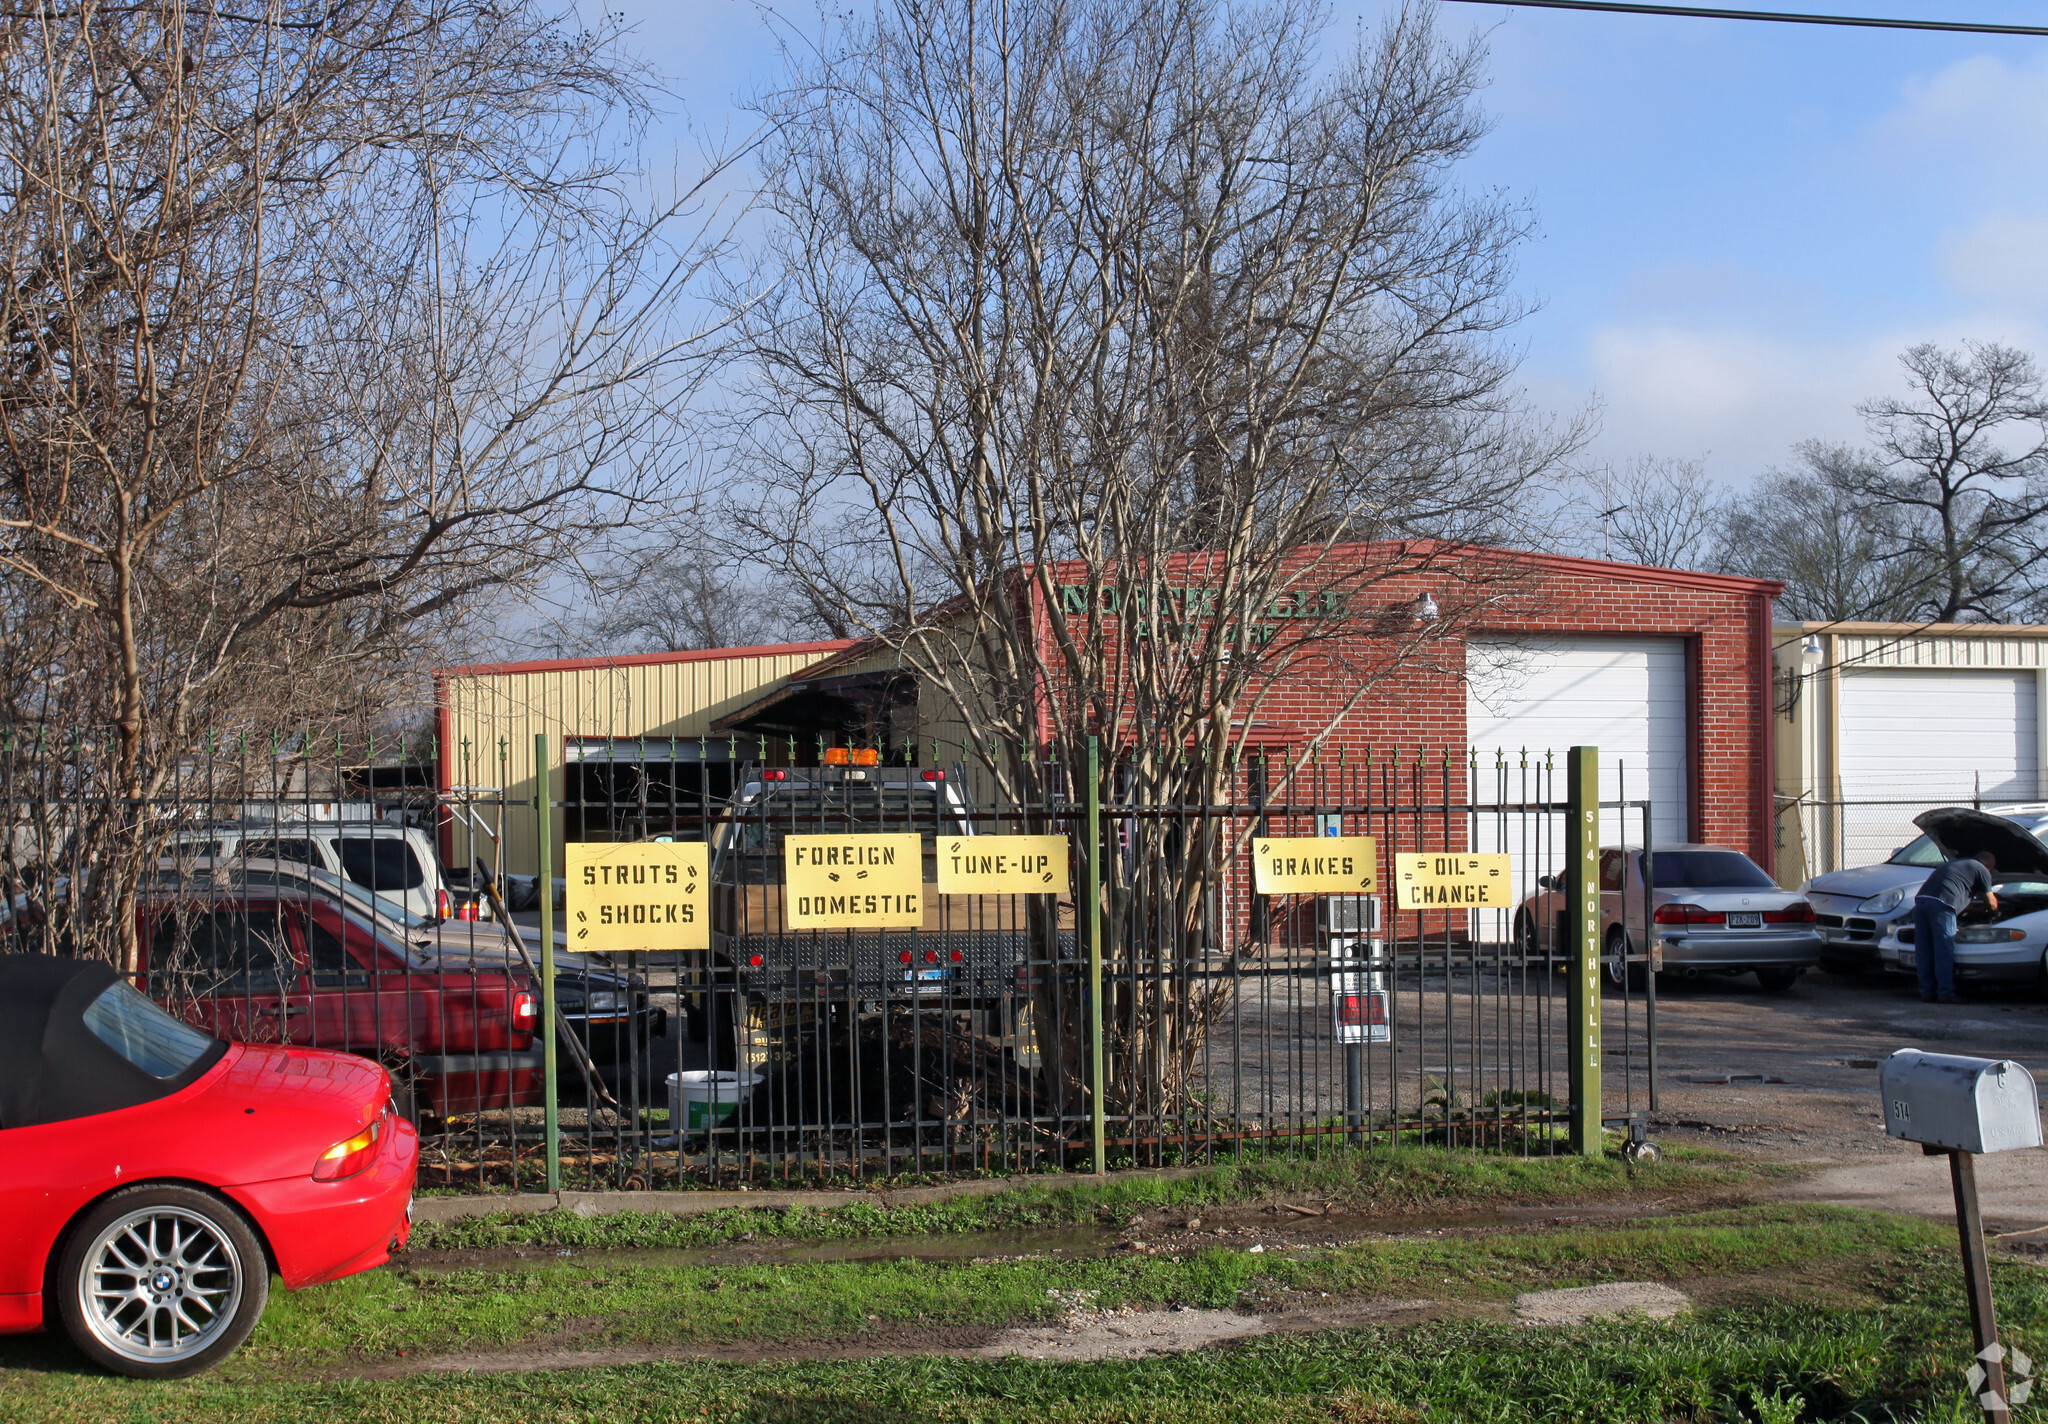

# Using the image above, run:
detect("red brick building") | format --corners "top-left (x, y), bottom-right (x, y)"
top-left (439, 546), bottom-right (1780, 876)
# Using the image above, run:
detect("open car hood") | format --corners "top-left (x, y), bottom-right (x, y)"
top-left (1913, 807), bottom-right (2048, 881)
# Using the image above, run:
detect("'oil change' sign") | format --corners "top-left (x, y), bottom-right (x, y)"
top-left (1252, 837), bottom-right (1378, 894)
top-left (785, 834), bottom-right (925, 928)
top-left (1393, 853), bottom-right (1511, 908)
top-left (565, 842), bottom-right (709, 951)
top-left (937, 835), bottom-right (1068, 893)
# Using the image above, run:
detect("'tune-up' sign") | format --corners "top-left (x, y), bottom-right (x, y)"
top-left (1252, 837), bottom-right (1378, 894)
top-left (784, 834), bottom-right (925, 928)
top-left (1393, 853), bottom-right (1512, 909)
top-left (937, 835), bottom-right (1068, 893)
top-left (565, 841), bottom-right (709, 952)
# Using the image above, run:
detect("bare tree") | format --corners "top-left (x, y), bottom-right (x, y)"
top-left (563, 543), bottom-right (849, 653)
top-left (1719, 444), bottom-right (1931, 622)
top-left (0, 0), bottom-right (736, 965)
top-left (727, 0), bottom-right (1578, 1111)
top-left (1572, 455), bottom-right (1727, 570)
top-left (1831, 342), bottom-right (2048, 622)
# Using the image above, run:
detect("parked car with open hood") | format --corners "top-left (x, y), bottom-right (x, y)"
top-left (1803, 805), bottom-right (2048, 974)
top-left (1875, 807), bottom-right (2048, 990)
top-left (1516, 844), bottom-right (1819, 991)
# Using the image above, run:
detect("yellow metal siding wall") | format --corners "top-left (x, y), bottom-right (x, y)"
top-left (1774, 623), bottom-right (2048, 882)
top-left (444, 650), bottom-right (845, 877)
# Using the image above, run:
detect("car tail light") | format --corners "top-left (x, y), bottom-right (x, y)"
top-left (512, 992), bottom-right (539, 1027)
top-left (921, 770), bottom-right (945, 782)
top-left (313, 1113), bottom-right (387, 1181)
top-left (950, 949), bottom-right (963, 962)
top-left (1654, 903), bottom-right (1725, 926)
top-left (1765, 901), bottom-right (1816, 923)
top-left (437, 888), bottom-right (453, 920)
top-left (924, 950), bottom-right (939, 964)
top-left (455, 898), bottom-right (481, 921)
top-left (900, 950), bottom-right (914, 964)
top-left (748, 954), bottom-right (764, 967)
top-left (762, 769), bottom-right (789, 782)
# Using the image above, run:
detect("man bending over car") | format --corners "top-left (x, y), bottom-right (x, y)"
top-left (1913, 851), bottom-right (1999, 1004)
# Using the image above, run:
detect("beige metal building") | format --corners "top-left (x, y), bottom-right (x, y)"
top-left (436, 640), bottom-right (864, 876)
top-left (1774, 622), bottom-right (2048, 885)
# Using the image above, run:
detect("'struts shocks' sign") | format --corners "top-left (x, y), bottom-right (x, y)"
top-left (937, 835), bottom-right (1068, 894)
top-left (565, 842), bottom-right (708, 952)
top-left (1393, 853), bottom-right (1512, 909)
top-left (785, 834), bottom-right (925, 928)
top-left (1252, 837), bottom-right (1378, 894)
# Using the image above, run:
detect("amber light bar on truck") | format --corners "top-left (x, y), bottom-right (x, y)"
top-left (822, 748), bottom-right (882, 766)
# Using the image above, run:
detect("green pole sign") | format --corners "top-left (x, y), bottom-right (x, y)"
top-left (1567, 745), bottom-right (1602, 1157)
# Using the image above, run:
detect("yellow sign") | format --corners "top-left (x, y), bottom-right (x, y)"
top-left (937, 835), bottom-right (1068, 893)
top-left (1252, 836), bottom-right (1378, 894)
top-left (785, 834), bottom-right (925, 928)
top-left (564, 842), bottom-right (708, 951)
top-left (1393, 852), bottom-right (1512, 909)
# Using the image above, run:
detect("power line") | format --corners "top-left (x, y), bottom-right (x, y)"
top-left (1435, 0), bottom-right (2048, 37)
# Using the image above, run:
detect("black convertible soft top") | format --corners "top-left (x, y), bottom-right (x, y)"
top-left (0, 954), bottom-right (228, 1129)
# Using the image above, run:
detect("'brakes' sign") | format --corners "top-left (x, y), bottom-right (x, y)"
top-left (565, 842), bottom-right (708, 951)
top-left (785, 834), bottom-right (925, 928)
top-left (937, 835), bottom-right (1068, 893)
top-left (1252, 837), bottom-right (1378, 894)
top-left (1393, 853), bottom-right (1511, 909)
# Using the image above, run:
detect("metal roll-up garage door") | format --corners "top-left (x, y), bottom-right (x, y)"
top-left (1837, 670), bottom-right (2039, 867)
top-left (1467, 638), bottom-right (1690, 865)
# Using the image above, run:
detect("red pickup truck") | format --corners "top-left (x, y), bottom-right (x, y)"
top-left (137, 889), bottom-right (542, 1122)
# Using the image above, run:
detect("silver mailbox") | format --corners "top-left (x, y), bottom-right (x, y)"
top-left (1880, 1050), bottom-right (2043, 1154)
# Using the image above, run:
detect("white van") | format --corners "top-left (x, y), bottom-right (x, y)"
top-left (167, 816), bottom-right (458, 925)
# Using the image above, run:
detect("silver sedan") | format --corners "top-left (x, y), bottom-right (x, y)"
top-left (1515, 844), bottom-right (1820, 992)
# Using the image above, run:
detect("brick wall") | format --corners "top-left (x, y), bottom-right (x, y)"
top-left (1028, 544), bottom-right (1780, 866)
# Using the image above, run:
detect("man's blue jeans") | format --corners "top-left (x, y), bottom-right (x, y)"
top-left (1912, 896), bottom-right (1958, 999)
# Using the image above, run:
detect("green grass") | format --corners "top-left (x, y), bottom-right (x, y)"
top-left (0, 1153), bottom-right (2012, 1424)
top-left (410, 1145), bottom-right (1781, 1254)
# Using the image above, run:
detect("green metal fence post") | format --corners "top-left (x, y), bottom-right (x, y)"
top-left (1567, 745), bottom-right (1603, 1157)
top-left (1087, 734), bottom-right (1106, 1175)
top-left (534, 732), bottom-right (560, 1191)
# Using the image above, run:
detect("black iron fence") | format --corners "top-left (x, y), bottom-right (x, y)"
top-left (0, 728), bottom-right (1658, 1190)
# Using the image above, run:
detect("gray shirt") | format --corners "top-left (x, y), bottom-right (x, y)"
top-left (1919, 858), bottom-right (1995, 913)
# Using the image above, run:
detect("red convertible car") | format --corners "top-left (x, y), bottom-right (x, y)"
top-left (0, 954), bottom-right (417, 1377)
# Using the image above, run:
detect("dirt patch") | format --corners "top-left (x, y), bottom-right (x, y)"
top-left (976, 1307), bottom-right (1269, 1361)
top-left (1511, 1282), bottom-right (1690, 1325)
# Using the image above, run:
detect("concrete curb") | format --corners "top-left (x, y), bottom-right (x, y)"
top-left (412, 1166), bottom-right (1213, 1225)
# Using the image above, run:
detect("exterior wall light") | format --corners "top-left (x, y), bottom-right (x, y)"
top-left (1414, 592), bottom-right (1440, 622)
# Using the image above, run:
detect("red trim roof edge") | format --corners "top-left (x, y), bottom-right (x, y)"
top-left (435, 639), bottom-right (861, 680)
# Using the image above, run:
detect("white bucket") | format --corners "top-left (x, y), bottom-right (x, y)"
top-left (665, 1070), bottom-right (763, 1132)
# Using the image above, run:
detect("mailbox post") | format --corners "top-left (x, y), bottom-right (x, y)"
top-left (1880, 1050), bottom-right (2044, 1422)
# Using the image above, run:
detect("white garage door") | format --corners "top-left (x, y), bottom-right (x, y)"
top-left (1467, 638), bottom-right (1690, 859)
top-left (1838, 670), bottom-right (2039, 867)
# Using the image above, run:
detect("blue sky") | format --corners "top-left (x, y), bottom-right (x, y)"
top-left (602, 0), bottom-right (2048, 486)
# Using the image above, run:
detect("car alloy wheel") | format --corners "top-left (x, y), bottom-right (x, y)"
top-left (58, 1185), bottom-right (268, 1378)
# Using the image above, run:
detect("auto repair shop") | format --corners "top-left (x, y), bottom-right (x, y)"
top-left (437, 549), bottom-right (1780, 880)
top-left (1775, 622), bottom-right (2048, 883)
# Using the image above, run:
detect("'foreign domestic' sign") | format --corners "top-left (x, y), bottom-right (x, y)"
top-left (565, 842), bottom-right (708, 952)
top-left (1252, 836), bottom-right (1378, 894)
top-left (936, 835), bottom-right (1068, 893)
top-left (785, 834), bottom-right (925, 928)
top-left (1393, 853), bottom-right (1512, 909)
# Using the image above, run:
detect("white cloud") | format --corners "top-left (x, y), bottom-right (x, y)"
top-left (1581, 327), bottom-right (1885, 481)
top-left (1938, 214), bottom-right (2048, 310)
top-left (1872, 51), bottom-right (2048, 210)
